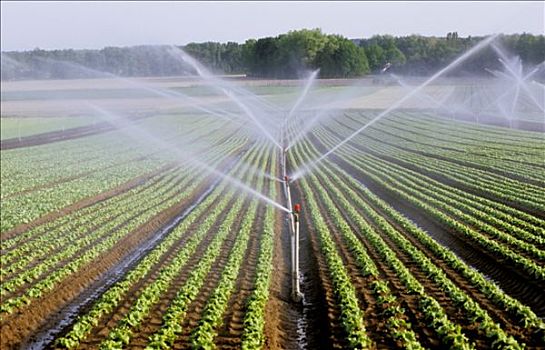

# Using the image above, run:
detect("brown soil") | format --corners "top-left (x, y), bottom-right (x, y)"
top-left (172, 204), bottom-right (250, 349)
top-left (63, 144), bottom-right (260, 348)
top-left (260, 146), bottom-right (335, 350)
top-left (213, 154), bottom-right (276, 349)
top-left (0, 178), bottom-right (213, 349)
top-left (308, 130), bottom-right (545, 316)
top-left (79, 194), bottom-right (241, 349)
top-left (1, 122), bottom-right (115, 150)
top-left (2, 170), bottom-right (192, 300)
top-left (3, 139), bottom-right (250, 349)
top-left (262, 183), bottom-right (299, 350)
top-left (307, 181), bottom-right (398, 349)
top-left (304, 166), bottom-right (442, 349)
top-left (290, 181), bottom-right (351, 350)
top-left (0, 114), bottom-right (150, 150)
top-left (301, 129), bottom-right (545, 347)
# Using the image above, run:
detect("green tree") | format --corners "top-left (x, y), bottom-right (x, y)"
top-left (315, 35), bottom-right (369, 77)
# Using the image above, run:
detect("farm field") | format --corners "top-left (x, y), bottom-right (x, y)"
top-left (1, 52), bottom-right (545, 349)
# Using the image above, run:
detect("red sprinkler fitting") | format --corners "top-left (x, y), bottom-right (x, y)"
top-left (293, 203), bottom-right (301, 223)
top-left (284, 175), bottom-right (289, 182)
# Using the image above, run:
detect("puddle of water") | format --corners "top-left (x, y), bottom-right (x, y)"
top-left (296, 272), bottom-right (310, 350)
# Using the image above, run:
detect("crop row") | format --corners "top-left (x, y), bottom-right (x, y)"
top-left (1, 137), bottom-right (242, 272)
top-left (315, 127), bottom-right (545, 253)
top-left (146, 143), bottom-right (272, 350)
top-left (58, 141), bottom-right (271, 348)
top-left (0, 116), bottom-right (240, 231)
top-left (294, 129), bottom-right (545, 336)
top-left (291, 136), bottom-right (536, 348)
top-left (290, 140), bottom-right (475, 349)
top-left (325, 118), bottom-right (545, 213)
top-left (315, 126), bottom-right (545, 280)
top-left (0, 139), bottom-right (242, 293)
top-left (371, 113), bottom-right (545, 166)
top-left (0, 138), bottom-right (250, 315)
top-left (0, 115), bottom-right (219, 198)
top-left (297, 162), bottom-right (424, 348)
top-left (337, 115), bottom-right (545, 193)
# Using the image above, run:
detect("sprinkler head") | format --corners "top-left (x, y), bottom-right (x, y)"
top-left (293, 203), bottom-right (301, 213)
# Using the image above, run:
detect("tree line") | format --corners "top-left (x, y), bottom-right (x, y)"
top-left (2, 29), bottom-right (543, 80)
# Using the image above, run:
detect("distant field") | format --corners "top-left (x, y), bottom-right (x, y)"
top-left (1, 117), bottom-right (95, 140)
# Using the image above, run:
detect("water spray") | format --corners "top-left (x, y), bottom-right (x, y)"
top-left (281, 118), bottom-right (305, 302)
top-left (168, 47), bottom-right (284, 149)
top-left (283, 169), bottom-right (303, 302)
top-left (290, 33), bottom-right (500, 181)
top-left (89, 104), bottom-right (290, 214)
top-left (279, 72), bottom-right (320, 303)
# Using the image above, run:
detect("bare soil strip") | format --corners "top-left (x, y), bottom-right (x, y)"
top-left (0, 114), bottom-right (153, 150)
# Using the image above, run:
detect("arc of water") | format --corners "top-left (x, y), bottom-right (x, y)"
top-left (89, 104), bottom-right (290, 213)
top-left (281, 70), bottom-right (320, 148)
top-left (284, 70), bottom-right (320, 123)
top-left (511, 80), bottom-right (522, 117)
top-left (291, 34), bottom-right (500, 181)
top-left (485, 62), bottom-right (545, 117)
top-left (514, 65), bottom-right (544, 113)
top-left (7, 55), bottom-right (286, 177)
top-left (221, 87), bottom-right (283, 149)
top-left (32, 56), bottom-right (248, 124)
top-left (168, 47), bottom-right (283, 149)
top-left (483, 76), bottom-right (517, 112)
top-left (390, 73), bottom-right (447, 109)
top-left (229, 153), bottom-right (284, 182)
top-left (287, 80), bottom-right (397, 149)
top-left (285, 109), bottom-right (334, 151)
top-left (493, 45), bottom-right (545, 112)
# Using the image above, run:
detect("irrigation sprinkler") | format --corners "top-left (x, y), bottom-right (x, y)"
top-left (281, 145), bottom-right (303, 302)
top-left (284, 175), bottom-right (291, 206)
top-left (291, 203), bottom-right (303, 302)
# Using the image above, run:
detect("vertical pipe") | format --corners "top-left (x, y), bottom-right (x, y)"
top-left (291, 215), bottom-right (297, 301)
top-left (293, 215), bottom-right (301, 302)
top-left (282, 119), bottom-right (302, 302)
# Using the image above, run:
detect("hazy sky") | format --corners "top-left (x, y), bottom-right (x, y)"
top-left (1, 1), bottom-right (543, 51)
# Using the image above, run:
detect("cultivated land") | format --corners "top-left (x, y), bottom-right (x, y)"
top-left (1, 76), bottom-right (545, 350)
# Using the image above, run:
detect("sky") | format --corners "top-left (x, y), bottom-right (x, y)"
top-left (1, 1), bottom-right (543, 51)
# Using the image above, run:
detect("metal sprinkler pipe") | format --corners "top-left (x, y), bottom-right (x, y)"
top-left (291, 203), bottom-right (303, 302)
top-left (281, 121), bottom-right (303, 303)
top-left (280, 121), bottom-right (302, 302)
